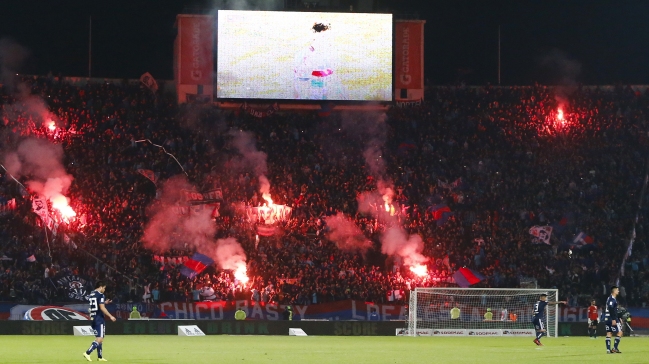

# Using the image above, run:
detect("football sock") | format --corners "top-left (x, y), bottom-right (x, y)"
top-left (605, 337), bottom-right (611, 351)
top-left (86, 341), bottom-right (98, 355)
top-left (536, 331), bottom-right (543, 340)
top-left (614, 337), bottom-right (621, 350)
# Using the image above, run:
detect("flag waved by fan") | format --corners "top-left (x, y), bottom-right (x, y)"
top-left (529, 226), bottom-right (552, 245)
top-left (180, 253), bottom-right (214, 279)
top-left (453, 267), bottom-right (485, 288)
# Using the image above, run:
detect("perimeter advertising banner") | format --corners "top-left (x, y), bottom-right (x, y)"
top-left (6, 303), bottom-right (649, 330)
top-left (154, 300), bottom-right (404, 321)
top-left (9, 300), bottom-right (404, 321)
top-left (394, 20), bottom-right (425, 106)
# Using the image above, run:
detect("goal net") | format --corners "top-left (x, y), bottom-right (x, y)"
top-left (407, 288), bottom-right (559, 338)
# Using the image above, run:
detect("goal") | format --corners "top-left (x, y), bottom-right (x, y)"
top-left (407, 288), bottom-right (559, 337)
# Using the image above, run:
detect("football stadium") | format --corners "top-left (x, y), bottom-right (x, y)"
top-left (1, 1), bottom-right (649, 363)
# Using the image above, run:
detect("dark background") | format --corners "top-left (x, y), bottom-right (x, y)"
top-left (1, 0), bottom-right (647, 85)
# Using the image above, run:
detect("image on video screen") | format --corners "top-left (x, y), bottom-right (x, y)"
top-left (217, 10), bottom-right (392, 101)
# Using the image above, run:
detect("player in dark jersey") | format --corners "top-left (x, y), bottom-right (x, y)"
top-left (83, 281), bottom-right (116, 362)
top-left (604, 286), bottom-right (623, 354)
top-left (588, 299), bottom-right (599, 339)
top-left (532, 293), bottom-right (566, 346)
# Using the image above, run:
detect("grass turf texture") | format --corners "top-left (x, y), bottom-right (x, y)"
top-left (0, 336), bottom-right (648, 364)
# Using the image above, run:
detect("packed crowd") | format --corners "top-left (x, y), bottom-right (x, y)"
top-left (1, 76), bottom-right (649, 309)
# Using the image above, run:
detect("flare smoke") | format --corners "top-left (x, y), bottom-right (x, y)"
top-left (142, 176), bottom-right (248, 280)
top-left (2, 138), bottom-right (73, 204)
top-left (229, 129), bottom-right (272, 202)
top-left (142, 176), bottom-right (215, 251)
top-left (382, 226), bottom-right (428, 268)
top-left (324, 213), bottom-right (371, 252)
top-left (340, 110), bottom-right (428, 272)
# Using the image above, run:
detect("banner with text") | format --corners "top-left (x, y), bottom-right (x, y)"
top-left (247, 205), bottom-right (292, 225)
top-left (5, 303), bottom-right (649, 329)
top-left (177, 15), bottom-right (214, 85)
top-left (394, 20), bottom-right (425, 103)
top-left (150, 300), bottom-right (404, 321)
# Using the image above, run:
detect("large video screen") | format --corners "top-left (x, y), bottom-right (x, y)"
top-left (217, 10), bottom-right (393, 101)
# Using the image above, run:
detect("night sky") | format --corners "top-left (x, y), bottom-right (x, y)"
top-left (1, 0), bottom-right (648, 85)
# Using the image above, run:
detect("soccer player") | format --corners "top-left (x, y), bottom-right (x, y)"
top-left (532, 293), bottom-right (566, 346)
top-left (83, 281), bottom-right (116, 362)
top-left (588, 299), bottom-right (599, 339)
top-left (604, 286), bottom-right (623, 354)
top-left (293, 22), bottom-right (335, 100)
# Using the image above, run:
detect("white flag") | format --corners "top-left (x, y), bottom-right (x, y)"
top-left (32, 197), bottom-right (49, 219)
top-left (529, 226), bottom-right (552, 245)
top-left (140, 72), bottom-right (158, 93)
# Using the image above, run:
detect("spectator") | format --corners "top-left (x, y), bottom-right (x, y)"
top-left (0, 77), bottom-right (647, 310)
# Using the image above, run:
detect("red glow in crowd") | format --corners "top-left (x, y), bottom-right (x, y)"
top-left (409, 264), bottom-right (428, 277)
top-left (539, 106), bottom-right (574, 135)
top-left (234, 265), bottom-right (249, 284)
top-left (51, 195), bottom-right (77, 221)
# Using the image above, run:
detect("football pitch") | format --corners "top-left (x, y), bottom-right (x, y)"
top-left (0, 335), bottom-right (647, 364)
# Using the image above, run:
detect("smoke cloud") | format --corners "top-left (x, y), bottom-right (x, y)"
top-left (540, 49), bottom-right (582, 101)
top-left (356, 188), bottom-right (429, 271)
top-left (0, 37), bottom-right (30, 88)
top-left (229, 129), bottom-right (272, 202)
top-left (342, 111), bottom-right (395, 224)
top-left (2, 138), bottom-right (73, 201)
top-left (341, 112), bottom-right (388, 180)
top-left (142, 176), bottom-right (248, 279)
top-left (381, 226), bottom-right (428, 267)
top-left (324, 213), bottom-right (372, 252)
top-left (259, 175), bottom-right (270, 195)
top-left (229, 129), bottom-right (268, 177)
top-left (212, 237), bottom-right (247, 272)
top-left (346, 108), bottom-right (428, 271)
top-left (11, 90), bottom-right (53, 127)
top-left (0, 39), bottom-right (76, 218)
top-left (357, 190), bottom-right (384, 216)
top-left (142, 176), bottom-right (215, 252)
top-left (0, 38), bottom-right (52, 128)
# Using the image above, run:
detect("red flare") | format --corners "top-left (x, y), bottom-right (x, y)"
top-left (409, 264), bottom-right (428, 277)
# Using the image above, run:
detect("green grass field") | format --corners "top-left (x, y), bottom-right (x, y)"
top-left (0, 336), bottom-right (647, 364)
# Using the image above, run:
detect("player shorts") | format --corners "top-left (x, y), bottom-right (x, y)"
top-left (92, 321), bottom-right (105, 338)
top-left (532, 317), bottom-right (544, 331)
top-left (588, 319), bottom-right (598, 326)
top-left (605, 321), bottom-right (621, 333)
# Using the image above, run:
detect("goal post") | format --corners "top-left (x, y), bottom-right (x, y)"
top-left (407, 288), bottom-right (559, 338)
